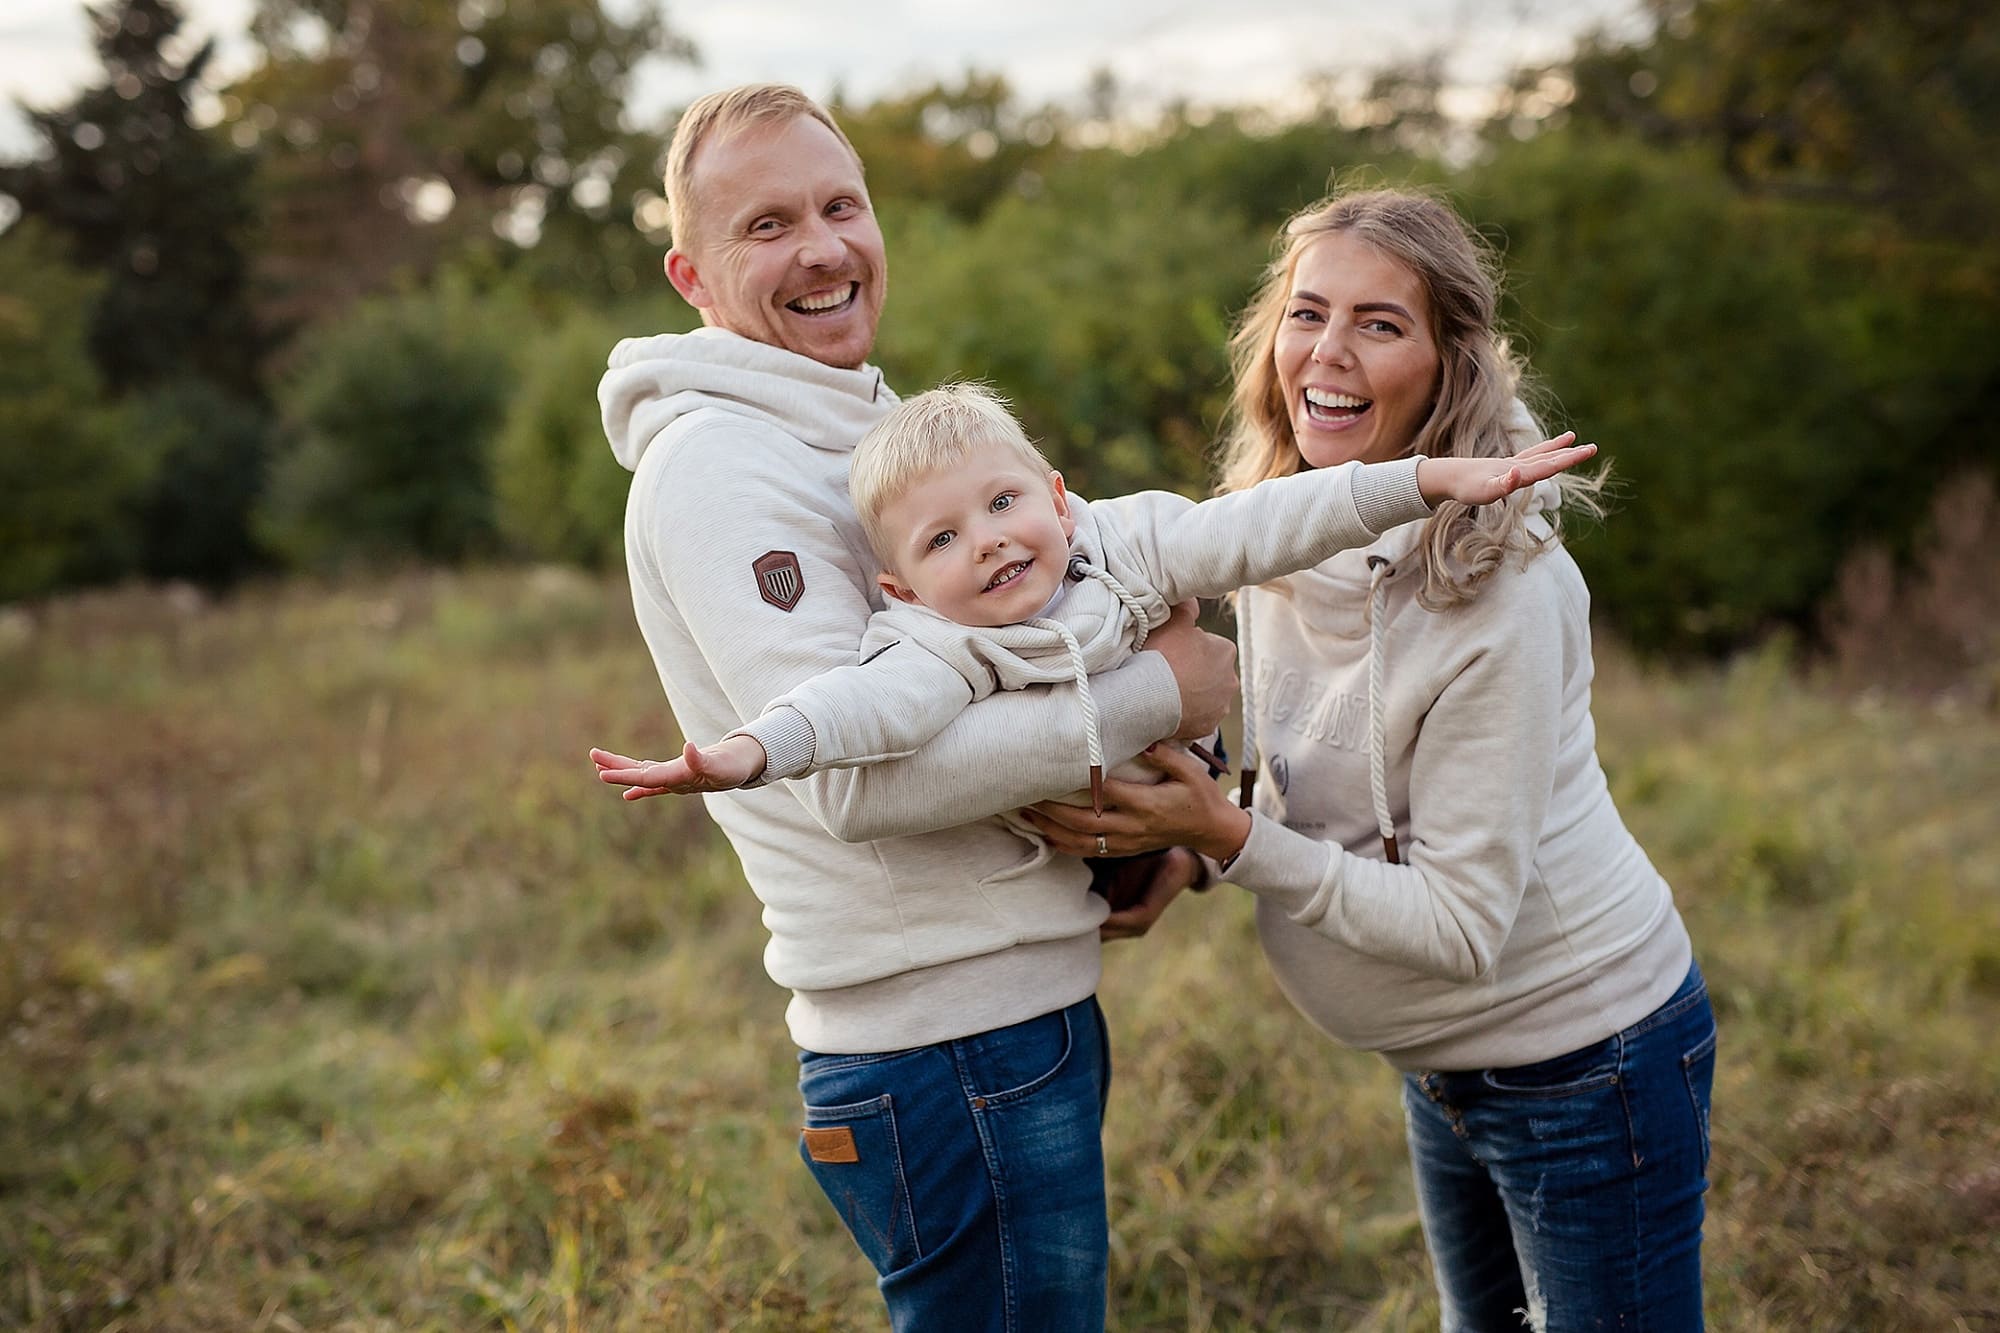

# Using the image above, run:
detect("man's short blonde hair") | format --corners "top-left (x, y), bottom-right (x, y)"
top-left (664, 83), bottom-right (861, 248)
top-left (849, 383), bottom-right (1054, 569)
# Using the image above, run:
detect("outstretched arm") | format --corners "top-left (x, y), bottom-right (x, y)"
top-left (621, 426), bottom-right (1213, 843)
top-left (1415, 432), bottom-right (1592, 507)
top-left (1104, 434), bottom-right (1592, 608)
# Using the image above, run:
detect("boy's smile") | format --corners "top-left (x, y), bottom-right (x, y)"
top-left (876, 449), bottom-right (1077, 628)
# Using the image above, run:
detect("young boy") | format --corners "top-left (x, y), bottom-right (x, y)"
top-left (595, 383), bottom-right (1588, 855)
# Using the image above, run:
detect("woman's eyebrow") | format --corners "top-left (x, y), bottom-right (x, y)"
top-left (1289, 289), bottom-right (1331, 307)
top-left (1354, 301), bottom-right (1416, 321)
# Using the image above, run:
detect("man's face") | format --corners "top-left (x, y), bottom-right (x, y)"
top-left (666, 115), bottom-right (887, 369)
top-left (876, 447), bottom-right (1077, 628)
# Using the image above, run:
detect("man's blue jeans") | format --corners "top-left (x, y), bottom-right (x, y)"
top-left (1401, 962), bottom-right (1717, 1332)
top-left (797, 995), bottom-right (1111, 1331)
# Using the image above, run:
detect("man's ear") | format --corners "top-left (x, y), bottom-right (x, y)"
top-left (877, 572), bottom-right (922, 605)
top-left (1049, 470), bottom-right (1077, 541)
top-left (666, 250), bottom-right (710, 308)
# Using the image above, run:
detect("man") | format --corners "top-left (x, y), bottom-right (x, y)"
top-left (593, 84), bottom-right (1236, 1328)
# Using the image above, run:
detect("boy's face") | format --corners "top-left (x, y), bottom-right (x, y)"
top-left (876, 447), bottom-right (1077, 628)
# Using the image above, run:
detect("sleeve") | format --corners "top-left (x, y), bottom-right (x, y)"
top-left (640, 425), bottom-right (1183, 841)
top-left (1219, 577), bottom-right (1563, 981)
top-left (1100, 457), bottom-right (1430, 604)
top-left (735, 636), bottom-right (979, 780)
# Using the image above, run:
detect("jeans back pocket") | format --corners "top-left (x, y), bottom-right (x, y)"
top-left (798, 1093), bottom-right (921, 1276)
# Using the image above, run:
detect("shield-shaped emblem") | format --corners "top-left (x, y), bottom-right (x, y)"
top-left (753, 550), bottom-right (804, 612)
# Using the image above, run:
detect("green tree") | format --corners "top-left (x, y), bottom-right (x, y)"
top-left (0, 0), bottom-right (262, 397)
top-left (222, 0), bottom-right (694, 331)
top-left (1538, 0), bottom-right (2000, 241)
top-left (0, 223), bottom-right (142, 601)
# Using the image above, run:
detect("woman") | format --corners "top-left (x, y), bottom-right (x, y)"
top-left (1026, 188), bottom-right (1714, 1330)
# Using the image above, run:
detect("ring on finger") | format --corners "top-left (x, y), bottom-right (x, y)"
top-left (1096, 834), bottom-right (1109, 856)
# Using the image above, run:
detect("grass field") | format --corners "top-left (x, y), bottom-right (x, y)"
top-left (3, 568), bottom-right (1997, 1331)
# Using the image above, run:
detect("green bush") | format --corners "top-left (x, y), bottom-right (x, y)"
top-left (125, 378), bottom-right (275, 586)
top-left (492, 312), bottom-right (633, 568)
top-left (259, 287), bottom-right (516, 569)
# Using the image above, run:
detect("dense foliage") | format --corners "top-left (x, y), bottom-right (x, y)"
top-left (2, 0), bottom-right (1994, 660)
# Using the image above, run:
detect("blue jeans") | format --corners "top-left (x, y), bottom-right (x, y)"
top-left (1402, 963), bottom-right (1717, 1332)
top-left (797, 995), bottom-right (1112, 1331)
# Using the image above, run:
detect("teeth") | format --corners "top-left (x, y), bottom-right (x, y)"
top-left (1305, 388), bottom-right (1368, 410)
top-left (986, 560), bottom-right (1030, 590)
top-left (790, 284), bottom-right (854, 312)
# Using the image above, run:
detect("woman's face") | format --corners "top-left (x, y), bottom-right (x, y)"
top-left (1272, 231), bottom-right (1441, 469)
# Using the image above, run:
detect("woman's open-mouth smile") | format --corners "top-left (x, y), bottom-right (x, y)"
top-left (1303, 386), bottom-right (1373, 429)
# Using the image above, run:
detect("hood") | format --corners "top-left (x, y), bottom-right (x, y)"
top-left (598, 326), bottom-right (896, 472)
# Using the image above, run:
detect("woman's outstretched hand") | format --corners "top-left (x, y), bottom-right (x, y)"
top-left (1415, 431), bottom-right (1595, 507)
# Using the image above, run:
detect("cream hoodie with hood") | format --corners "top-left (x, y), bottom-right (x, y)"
top-left (1227, 488), bottom-right (1693, 1072)
top-left (600, 327), bottom-right (1185, 1054)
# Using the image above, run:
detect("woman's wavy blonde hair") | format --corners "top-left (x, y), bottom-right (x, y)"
top-left (1217, 187), bottom-right (1600, 609)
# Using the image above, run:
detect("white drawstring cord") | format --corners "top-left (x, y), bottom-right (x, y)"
top-left (1366, 555), bottom-right (1400, 864)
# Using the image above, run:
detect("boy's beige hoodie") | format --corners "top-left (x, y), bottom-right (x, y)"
top-left (602, 327), bottom-right (1185, 1053)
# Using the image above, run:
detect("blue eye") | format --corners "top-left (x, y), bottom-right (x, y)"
top-left (927, 531), bottom-right (953, 551)
top-left (991, 492), bottom-right (1015, 511)
top-left (1288, 307), bottom-right (1322, 324)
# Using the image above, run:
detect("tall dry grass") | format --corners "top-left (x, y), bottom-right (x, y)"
top-left (2, 570), bottom-right (1996, 1330)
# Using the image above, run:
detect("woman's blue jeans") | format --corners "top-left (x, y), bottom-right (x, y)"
top-left (796, 995), bottom-right (1112, 1331)
top-left (1401, 963), bottom-right (1717, 1332)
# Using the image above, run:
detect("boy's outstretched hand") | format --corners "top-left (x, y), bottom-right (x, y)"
top-left (1415, 431), bottom-right (1595, 507)
top-left (591, 735), bottom-right (767, 800)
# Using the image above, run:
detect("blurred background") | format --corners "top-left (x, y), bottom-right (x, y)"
top-left (2, 2), bottom-right (1997, 1329)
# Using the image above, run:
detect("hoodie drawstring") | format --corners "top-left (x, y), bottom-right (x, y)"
top-left (1366, 556), bottom-right (1400, 864)
top-left (1023, 614), bottom-right (1105, 815)
top-left (1236, 589), bottom-right (1259, 811)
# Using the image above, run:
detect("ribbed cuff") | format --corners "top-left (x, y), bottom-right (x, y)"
top-left (733, 706), bottom-right (816, 786)
top-left (1352, 455), bottom-right (1431, 532)
top-left (1226, 811), bottom-right (1340, 924)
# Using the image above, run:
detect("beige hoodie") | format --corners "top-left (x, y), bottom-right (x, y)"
top-left (1228, 498), bottom-right (1693, 1071)
top-left (601, 327), bottom-right (1185, 1054)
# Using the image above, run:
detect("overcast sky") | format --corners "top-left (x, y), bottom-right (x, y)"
top-left (0, 0), bottom-right (1649, 156)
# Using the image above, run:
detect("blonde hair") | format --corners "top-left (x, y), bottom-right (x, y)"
top-left (850, 383), bottom-right (1054, 568)
top-left (664, 84), bottom-right (861, 247)
top-left (1218, 187), bottom-right (1600, 608)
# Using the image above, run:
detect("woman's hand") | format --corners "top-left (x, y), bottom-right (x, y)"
top-left (1415, 431), bottom-right (1595, 507)
top-left (1101, 846), bottom-right (1207, 941)
top-left (1022, 743), bottom-right (1251, 863)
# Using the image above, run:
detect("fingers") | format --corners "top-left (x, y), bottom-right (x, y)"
top-left (1131, 742), bottom-right (1211, 781)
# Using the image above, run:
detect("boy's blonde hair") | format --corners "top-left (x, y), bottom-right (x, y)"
top-left (849, 383), bottom-right (1054, 569)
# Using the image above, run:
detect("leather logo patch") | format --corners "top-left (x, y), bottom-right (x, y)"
top-left (803, 1125), bottom-right (859, 1163)
top-left (754, 550), bottom-right (804, 612)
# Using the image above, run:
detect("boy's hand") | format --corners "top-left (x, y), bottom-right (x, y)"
top-left (591, 736), bottom-right (767, 800)
top-left (1415, 431), bottom-right (1595, 507)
